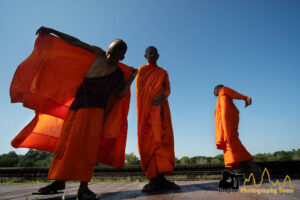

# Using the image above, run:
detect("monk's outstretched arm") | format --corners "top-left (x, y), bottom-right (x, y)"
top-left (36, 26), bottom-right (105, 55)
top-left (117, 68), bottom-right (138, 98)
top-left (221, 87), bottom-right (252, 107)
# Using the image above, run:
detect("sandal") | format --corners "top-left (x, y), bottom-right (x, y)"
top-left (142, 182), bottom-right (163, 192)
top-left (78, 187), bottom-right (97, 200)
top-left (163, 181), bottom-right (181, 190)
top-left (34, 181), bottom-right (65, 195)
top-left (160, 177), bottom-right (180, 190)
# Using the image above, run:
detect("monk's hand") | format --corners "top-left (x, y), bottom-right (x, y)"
top-left (36, 26), bottom-right (52, 36)
top-left (245, 96), bottom-right (252, 107)
top-left (152, 94), bottom-right (166, 106)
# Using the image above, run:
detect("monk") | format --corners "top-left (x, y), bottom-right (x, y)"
top-left (136, 46), bottom-right (180, 192)
top-left (214, 85), bottom-right (261, 175)
top-left (34, 27), bottom-right (137, 199)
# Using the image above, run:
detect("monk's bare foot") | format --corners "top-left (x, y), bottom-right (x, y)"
top-left (38, 181), bottom-right (65, 194)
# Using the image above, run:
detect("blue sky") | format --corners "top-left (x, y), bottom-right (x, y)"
top-left (0, 0), bottom-right (299, 158)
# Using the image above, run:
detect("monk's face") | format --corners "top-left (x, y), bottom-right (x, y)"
top-left (145, 48), bottom-right (159, 64)
top-left (106, 42), bottom-right (126, 66)
top-left (214, 85), bottom-right (223, 96)
top-left (214, 89), bottom-right (219, 97)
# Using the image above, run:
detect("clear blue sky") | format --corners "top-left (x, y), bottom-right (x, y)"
top-left (0, 0), bottom-right (299, 158)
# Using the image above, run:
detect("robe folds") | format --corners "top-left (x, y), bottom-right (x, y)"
top-left (136, 63), bottom-right (175, 180)
top-left (10, 34), bottom-right (132, 181)
top-left (214, 87), bottom-right (253, 169)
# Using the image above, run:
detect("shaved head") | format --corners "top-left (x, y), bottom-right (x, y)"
top-left (145, 46), bottom-right (159, 64)
top-left (106, 39), bottom-right (127, 65)
top-left (145, 46), bottom-right (158, 54)
top-left (214, 84), bottom-right (224, 96)
top-left (108, 39), bottom-right (127, 55)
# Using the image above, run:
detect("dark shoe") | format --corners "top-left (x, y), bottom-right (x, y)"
top-left (160, 177), bottom-right (181, 190)
top-left (36, 181), bottom-right (65, 195)
top-left (142, 182), bottom-right (163, 192)
top-left (163, 181), bottom-right (181, 190)
top-left (78, 187), bottom-right (97, 200)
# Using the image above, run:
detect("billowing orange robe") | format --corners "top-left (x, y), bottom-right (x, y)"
top-left (214, 86), bottom-right (253, 169)
top-left (136, 63), bottom-right (175, 180)
top-left (10, 34), bottom-right (132, 181)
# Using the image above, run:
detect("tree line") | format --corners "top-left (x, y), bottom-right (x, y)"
top-left (0, 149), bottom-right (299, 167)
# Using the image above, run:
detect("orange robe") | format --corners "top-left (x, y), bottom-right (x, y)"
top-left (214, 87), bottom-right (253, 170)
top-left (10, 34), bottom-right (132, 181)
top-left (136, 63), bottom-right (175, 180)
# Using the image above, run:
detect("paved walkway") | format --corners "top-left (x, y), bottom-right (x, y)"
top-left (0, 180), bottom-right (299, 200)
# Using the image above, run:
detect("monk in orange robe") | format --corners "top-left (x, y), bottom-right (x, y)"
top-left (11, 26), bottom-right (137, 199)
top-left (214, 85), bottom-right (261, 174)
top-left (136, 46), bottom-right (180, 192)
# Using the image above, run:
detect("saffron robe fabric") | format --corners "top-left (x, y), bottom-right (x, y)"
top-left (214, 86), bottom-right (253, 169)
top-left (10, 34), bottom-right (132, 175)
top-left (136, 63), bottom-right (175, 180)
top-left (48, 68), bottom-right (126, 182)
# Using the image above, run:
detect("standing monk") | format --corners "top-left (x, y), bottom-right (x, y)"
top-left (136, 46), bottom-right (180, 192)
top-left (214, 85), bottom-right (261, 175)
top-left (31, 27), bottom-right (138, 199)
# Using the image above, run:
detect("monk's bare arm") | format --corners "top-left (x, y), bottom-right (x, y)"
top-left (117, 68), bottom-right (138, 98)
top-left (36, 26), bottom-right (105, 55)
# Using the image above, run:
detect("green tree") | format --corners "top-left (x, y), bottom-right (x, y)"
top-left (210, 154), bottom-right (224, 163)
top-left (0, 151), bottom-right (19, 167)
top-left (125, 153), bottom-right (140, 166)
top-left (34, 156), bottom-right (53, 167)
top-left (190, 156), bottom-right (209, 164)
top-left (16, 150), bottom-right (53, 167)
top-left (274, 151), bottom-right (292, 161)
top-left (292, 149), bottom-right (300, 161)
top-left (175, 157), bottom-right (180, 164)
top-left (17, 155), bottom-right (33, 167)
top-left (179, 156), bottom-right (191, 164)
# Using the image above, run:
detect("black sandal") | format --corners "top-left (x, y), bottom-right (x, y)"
top-left (163, 181), bottom-right (181, 190)
top-left (142, 182), bottom-right (163, 192)
top-left (160, 177), bottom-right (181, 190)
top-left (34, 181), bottom-right (65, 195)
top-left (78, 187), bottom-right (97, 200)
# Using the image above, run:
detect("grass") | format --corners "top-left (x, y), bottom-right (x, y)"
top-left (0, 178), bottom-right (47, 185)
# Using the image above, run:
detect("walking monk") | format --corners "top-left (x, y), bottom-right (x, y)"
top-left (10, 26), bottom-right (137, 199)
top-left (214, 85), bottom-right (261, 175)
top-left (136, 46), bottom-right (180, 192)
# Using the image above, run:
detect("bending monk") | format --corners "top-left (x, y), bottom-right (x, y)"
top-left (36, 27), bottom-right (137, 199)
top-left (136, 46), bottom-right (180, 192)
top-left (214, 85), bottom-right (261, 175)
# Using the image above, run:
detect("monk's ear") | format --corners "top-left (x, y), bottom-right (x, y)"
top-left (157, 53), bottom-right (160, 60)
top-left (144, 54), bottom-right (147, 59)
